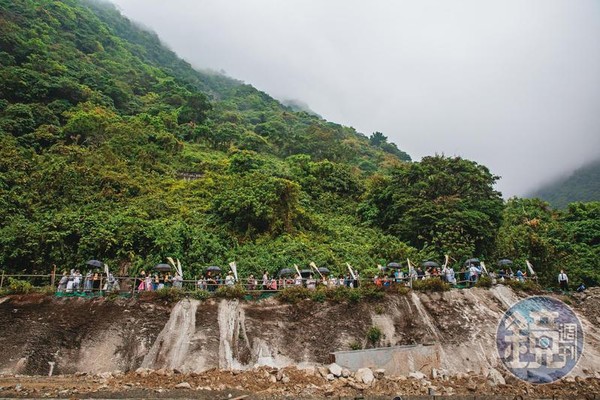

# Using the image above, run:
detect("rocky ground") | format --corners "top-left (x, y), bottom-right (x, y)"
top-left (0, 365), bottom-right (598, 399)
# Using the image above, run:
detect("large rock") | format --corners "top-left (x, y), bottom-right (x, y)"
top-left (355, 368), bottom-right (375, 385)
top-left (317, 366), bottom-right (329, 378)
top-left (328, 363), bottom-right (343, 377)
top-left (409, 371), bottom-right (426, 380)
top-left (175, 382), bottom-right (191, 389)
top-left (487, 368), bottom-right (506, 386)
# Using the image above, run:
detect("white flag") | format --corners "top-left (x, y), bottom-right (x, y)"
top-left (346, 263), bottom-right (357, 280)
top-left (229, 261), bottom-right (238, 281)
top-left (481, 261), bottom-right (489, 275)
top-left (294, 264), bottom-right (302, 277)
top-left (526, 260), bottom-right (536, 276)
top-left (176, 259), bottom-right (183, 278)
top-left (407, 258), bottom-right (415, 275)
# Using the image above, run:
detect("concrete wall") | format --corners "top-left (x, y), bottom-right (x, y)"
top-left (330, 344), bottom-right (441, 375)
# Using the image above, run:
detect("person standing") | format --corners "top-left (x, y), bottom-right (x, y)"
top-left (558, 270), bottom-right (569, 291)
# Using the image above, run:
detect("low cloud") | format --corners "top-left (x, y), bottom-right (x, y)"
top-left (111, 0), bottom-right (600, 197)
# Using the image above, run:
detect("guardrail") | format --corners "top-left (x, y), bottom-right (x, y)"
top-left (0, 270), bottom-right (537, 297)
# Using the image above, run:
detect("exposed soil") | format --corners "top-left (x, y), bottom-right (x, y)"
top-left (0, 367), bottom-right (598, 399)
top-left (0, 286), bottom-right (600, 398)
top-left (0, 295), bottom-right (172, 375)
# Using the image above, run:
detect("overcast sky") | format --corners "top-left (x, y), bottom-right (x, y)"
top-left (110, 0), bottom-right (600, 197)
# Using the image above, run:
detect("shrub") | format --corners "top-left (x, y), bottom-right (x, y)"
top-left (475, 276), bottom-right (493, 288)
top-left (358, 284), bottom-right (385, 301)
top-left (310, 290), bottom-right (326, 303)
top-left (411, 278), bottom-right (451, 292)
top-left (349, 341), bottom-right (362, 350)
top-left (348, 290), bottom-right (362, 303)
top-left (106, 292), bottom-right (120, 302)
top-left (276, 286), bottom-right (312, 303)
top-left (35, 285), bottom-right (56, 296)
top-left (388, 284), bottom-right (410, 295)
top-left (191, 290), bottom-right (211, 301)
top-left (324, 286), bottom-right (353, 303)
top-left (215, 285), bottom-right (247, 299)
top-left (8, 278), bottom-right (34, 294)
top-left (366, 326), bottom-right (382, 344)
top-left (504, 279), bottom-right (542, 293)
top-left (154, 288), bottom-right (183, 303)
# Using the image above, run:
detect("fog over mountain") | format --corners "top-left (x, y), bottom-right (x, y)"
top-left (110, 0), bottom-right (600, 197)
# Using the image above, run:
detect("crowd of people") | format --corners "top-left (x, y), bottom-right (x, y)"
top-left (53, 263), bottom-right (581, 295)
top-left (194, 270), bottom-right (362, 292)
top-left (56, 269), bottom-right (120, 293)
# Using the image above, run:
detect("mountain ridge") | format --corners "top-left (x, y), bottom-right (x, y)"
top-left (528, 158), bottom-right (600, 208)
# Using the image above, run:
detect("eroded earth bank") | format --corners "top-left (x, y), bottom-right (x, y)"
top-left (0, 286), bottom-right (599, 398)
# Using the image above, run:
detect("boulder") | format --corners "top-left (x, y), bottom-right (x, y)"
top-left (341, 368), bottom-right (350, 378)
top-left (487, 368), bottom-right (506, 386)
top-left (374, 369), bottom-right (385, 379)
top-left (326, 373), bottom-right (335, 381)
top-left (409, 371), bottom-right (426, 380)
top-left (317, 366), bottom-right (329, 378)
top-left (175, 382), bottom-right (192, 389)
top-left (355, 368), bottom-right (375, 385)
top-left (328, 363), bottom-right (343, 377)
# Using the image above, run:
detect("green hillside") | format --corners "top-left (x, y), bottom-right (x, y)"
top-left (0, 0), bottom-right (597, 287)
top-left (528, 159), bottom-right (600, 209)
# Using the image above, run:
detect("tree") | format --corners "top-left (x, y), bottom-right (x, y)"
top-left (360, 155), bottom-right (503, 259)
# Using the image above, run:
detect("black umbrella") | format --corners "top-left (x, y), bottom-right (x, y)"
top-left (300, 269), bottom-right (313, 278)
top-left (387, 262), bottom-right (402, 269)
top-left (318, 267), bottom-right (330, 275)
top-left (497, 259), bottom-right (513, 267)
top-left (154, 263), bottom-right (172, 272)
top-left (422, 261), bottom-right (440, 268)
top-left (464, 258), bottom-right (480, 266)
top-left (86, 260), bottom-right (103, 268)
top-left (205, 266), bottom-right (221, 273)
top-left (278, 268), bottom-right (294, 277)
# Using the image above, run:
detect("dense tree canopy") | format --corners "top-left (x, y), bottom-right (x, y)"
top-left (359, 156), bottom-right (504, 261)
top-left (0, 0), bottom-right (597, 286)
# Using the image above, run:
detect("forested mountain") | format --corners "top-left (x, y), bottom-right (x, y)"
top-left (0, 0), bottom-right (597, 287)
top-left (528, 159), bottom-right (600, 209)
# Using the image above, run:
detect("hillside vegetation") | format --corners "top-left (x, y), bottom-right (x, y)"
top-left (528, 159), bottom-right (600, 209)
top-left (0, 0), bottom-right (598, 286)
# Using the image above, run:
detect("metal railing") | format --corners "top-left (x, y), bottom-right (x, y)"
top-left (0, 269), bottom-right (538, 297)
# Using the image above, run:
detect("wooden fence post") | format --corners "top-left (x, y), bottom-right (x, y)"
top-left (0, 270), bottom-right (4, 289)
top-left (50, 265), bottom-right (56, 288)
